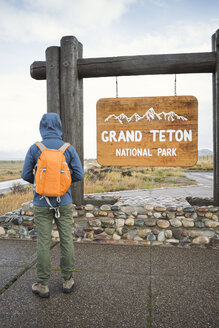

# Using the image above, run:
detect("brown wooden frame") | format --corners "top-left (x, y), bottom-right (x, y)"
top-left (30, 30), bottom-right (219, 205)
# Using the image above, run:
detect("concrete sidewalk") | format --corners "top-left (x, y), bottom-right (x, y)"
top-left (0, 240), bottom-right (218, 328)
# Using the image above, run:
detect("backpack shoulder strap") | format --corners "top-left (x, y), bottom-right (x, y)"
top-left (35, 141), bottom-right (47, 152)
top-left (59, 142), bottom-right (70, 153)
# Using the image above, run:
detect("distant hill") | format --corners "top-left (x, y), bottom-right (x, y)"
top-left (198, 149), bottom-right (213, 157)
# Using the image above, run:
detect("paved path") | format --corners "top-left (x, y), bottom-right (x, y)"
top-left (0, 240), bottom-right (218, 328)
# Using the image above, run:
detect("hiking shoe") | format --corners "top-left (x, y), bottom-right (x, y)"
top-left (32, 283), bottom-right (50, 298)
top-left (63, 276), bottom-right (75, 293)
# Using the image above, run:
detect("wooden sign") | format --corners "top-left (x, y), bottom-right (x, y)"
top-left (97, 96), bottom-right (198, 166)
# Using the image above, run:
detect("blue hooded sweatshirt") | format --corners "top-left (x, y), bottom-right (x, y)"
top-left (21, 113), bottom-right (84, 207)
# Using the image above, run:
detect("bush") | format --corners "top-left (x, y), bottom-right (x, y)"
top-left (10, 182), bottom-right (26, 194)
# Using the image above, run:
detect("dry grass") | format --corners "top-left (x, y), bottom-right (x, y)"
top-left (0, 190), bottom-right (33, 216)
top-left (84, 166), bottom-right (194, 194)
top-left (188, 155), bottom-right (213, 171)
top-left (0, 161), bottom-right (24, 181)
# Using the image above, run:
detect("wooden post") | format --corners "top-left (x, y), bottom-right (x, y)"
top-left (60, 36), bottom-right (84, 205)
top-left (46, 46), bottom-right (61, 115)
top-left (212, 30), bottom-right (219, 205)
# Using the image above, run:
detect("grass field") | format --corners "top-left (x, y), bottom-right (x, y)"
top-left (0, 161), bottom-right (24, 182)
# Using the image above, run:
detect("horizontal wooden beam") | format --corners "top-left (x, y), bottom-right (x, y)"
top-left (30, 52), bottom-right (216, 80)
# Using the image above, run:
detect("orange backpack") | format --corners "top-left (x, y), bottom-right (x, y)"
top-left (34, 142), bottom-right (72, 216)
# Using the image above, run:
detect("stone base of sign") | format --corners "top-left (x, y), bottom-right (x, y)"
top-left (0, 198), bottom-right (219, 248)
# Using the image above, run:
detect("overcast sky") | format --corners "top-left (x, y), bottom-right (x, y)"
top-left (0, 0), bottom-right (218, 159)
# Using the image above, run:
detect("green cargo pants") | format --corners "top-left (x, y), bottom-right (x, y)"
top-left (33, 204), bottom-right (74, 285)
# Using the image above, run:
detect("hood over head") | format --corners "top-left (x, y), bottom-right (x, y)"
top-left (39, 113), bottom-right (63, 139)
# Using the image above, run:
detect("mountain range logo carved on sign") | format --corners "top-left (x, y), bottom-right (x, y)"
top-left (104, 107), bottom-right (188, 124)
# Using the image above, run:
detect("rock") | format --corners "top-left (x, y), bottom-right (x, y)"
top-left (195, 221), bottom-right (205, 228)
top-left (141, 240), bottom-right (151, 245)
top-left (86, 212), bottom-right (95, 218)
top-left (201, 230), bottom-right (216, 238)
top-left (99, 211), bottom-right (108, 217)
top-left (115, 219), bottom-right (125, 227)
top-left (192, 236), bottom-right (210, 245)
top-left (152, 228), bottom-right (159, 235)
top-left (75, 229), bottom-right (86, 238)
top-left (167, 206), bottom-right (177, 212)
top-left (88, 219), bottom-right (101, 227)
top-left (180, 237), bottom-right (191, 244)
top-left (154, 206), bottom-right (166, 212)
top-left (134, 236), bottom-right (143, 242)
top-left (169, 218), bottom-right (182, 227)
top-left (73, 210), bottom-right (78, 218)
top-left (183, 207), bottom-right (195, 213)
top-left (122, 226), bottom-right (129, 233)
top-left (100, 204), bottom-right (111, 211)
top-left (166, 238), bottom-right (179, 244)
top-left (158, 231), bottom-right (165, 241)
top-left (145, 218), bottom-right (157, 227)
top-left (29, 230), bottom-right (37, 237)
top-left (108, 212), bottom-right (114, 218)
top-left (52, 230), bottom-right (59, 238)
top-left (0, 227), bottom-right (5, 235)
top-left (0, 216), bottom-right (10, 223)
top-left (22, 201), bottom-right (33, 211)
top-left (165, 230), bottom-right (172, 238)
top-left (94, 233), bottom-right (111, 241)
top-left (19, 227), bottom-right (27, 237)
top-left (197, 207), bottom-right (209, 212)
top-left (120, 206), bottom-right (145, 215)
top-left (87, 231), bottom-right (94, 239)
top-left (11, 216), bottom-right (23, 225)
top-left (151, 241), bottom-right (163, 246)
top-left (211, 215), bottom-right (218, 221)
top-left (211, 237), bottom-right (219, 248)
top-left (116, 227), bottom-right (123, 235)
top-left (7, 229), bottom-right (17, 237)
top-left (157, 220), bottom-right (170, 228)
top-left (118, 214), bottom-right (126, 220)
top-left (181, 229), bottom-right (188, 237)
top-left (137, 214), bottom-right (148, 220)
top-left (167, 212), bottom-right (175, 220)
top-left (127, 229), bottom-right (138, 240)
top-left (125, 218), bottom-right (134, 226)
top-left (154, 212), bottom-right (162, 219)
top-left (138, 229), bottom-right (151, 238)
top-left (74, 220), bottom-right (87, 229)
top-left (147, 233), bottom-right (156, 241)
top-left (182, 218), bottom-right (194, 228)
top-left (205, 212), bottom-right (213, 219)
top-left (204, 220), bottom-right (219, 228)
top-left (101, 218), bottom-right (114, 226)
top-left (111, 205), bottom-right (120, 211)
top-left (144, 204), bottom-right (154, 211)
top-left (105, 228), bottom-right (115, 235)
top-left (209, 206), bottom-right (219, 212)
top-left (113, 233), bottom-right (121, 240)
top-left (85, 204), bottom-right (95, 211)
top-left (188, 230), bottom-right (202, 238)
top-left (93, 228), bottom-right (104, 234)
top-left (172, 229), bottom-right (182, 240)
top-left (135, 219), bottom-right (145, 227)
